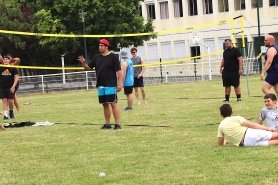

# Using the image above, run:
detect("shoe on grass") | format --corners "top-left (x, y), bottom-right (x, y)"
top-left (101, 124), bottom-right (112, 129)
top-left (114, 124), bottom-right (121, 130)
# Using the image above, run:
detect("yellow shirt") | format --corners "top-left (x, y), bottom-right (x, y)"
top-left (217, 116), bottom-right (248, 146)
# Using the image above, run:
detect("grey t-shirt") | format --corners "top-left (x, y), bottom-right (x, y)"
top-left (259, 107), bottom-right (278, 132)
top-left (131, 56), bottom-right (142, 77)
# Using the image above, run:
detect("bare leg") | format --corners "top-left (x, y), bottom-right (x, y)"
top-left (234, 86), bottom-right (241, 95)
top-left (2, 98), bottom-right (8, 118)
top-left (2, 99), bottom-right (8, 112)
top-left (8, 99), bottom-right (14, 110)
top-left (134, 87), bottom-right (140, 104)
top-left (126, 94), bottom-right (133, 108)
top-left (111, 102), bottom-right (120, 123)
top-left (268, 133), bottom-right (278, 145)
top-left (225, 86), bottom-right (231, 96)
top-left (103, 103), bottom-right (111, 124)
top-left (140, 87), bottom-right (147, 104)
top-left (262, 81), bottom-right (273, 95)
top-left (273, 83), bottom-right (278, 96)
top-left (14, 93), bottom-right (20, 112)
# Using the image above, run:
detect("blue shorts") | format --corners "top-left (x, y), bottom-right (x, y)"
top-left (134, 76), bottom-right (144, 87)
top-left (265, 72), bottom-right (278, 86)
top-left (97, 87), bottom-right (117, 104)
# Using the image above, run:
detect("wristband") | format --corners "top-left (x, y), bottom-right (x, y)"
top-left (117, 84), bottom-right (123, 86)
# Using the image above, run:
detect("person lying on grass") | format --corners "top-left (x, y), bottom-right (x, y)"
top-left (218, 104), bottom-right (278, 147)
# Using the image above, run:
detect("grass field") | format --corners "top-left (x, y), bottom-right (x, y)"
top-left (1, 75), bottom-right (278, 185)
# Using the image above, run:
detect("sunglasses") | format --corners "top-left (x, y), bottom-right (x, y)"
top-left (132, 52), bottom-right (136, 53)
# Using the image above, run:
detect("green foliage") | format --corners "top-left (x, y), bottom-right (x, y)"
top-left (0, 0), bottom-right (155, 67)
top-left (33, 0), bottom-right (155, 55)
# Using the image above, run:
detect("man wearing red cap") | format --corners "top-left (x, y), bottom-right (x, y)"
top-left (78, 39), bottom-right (123, 129)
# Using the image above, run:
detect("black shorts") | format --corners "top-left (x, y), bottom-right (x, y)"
top-left (222, 71), bottom-right (240, 87)
top-left (15, 82), bottom-right (19, 92)
top-left (134, 76), bottom-right (144, 87)
top-left (124, 86), bottom-right (133, 95)
top-left (0, 88), bottom-right (15, 99)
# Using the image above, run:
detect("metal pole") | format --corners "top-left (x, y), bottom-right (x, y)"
top-left (79, 12), bottom-right (88, 63)
top-left (160, 58), bottom-right (163, 83)
top-left (256, 0), bottom-right (262, 73)
top-left (61, 54), bottom-right (66, 84)
top-left (82, 22), bottom-right (88, 63)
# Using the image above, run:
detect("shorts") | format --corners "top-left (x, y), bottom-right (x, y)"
top-left (265, 72), bottom-right (278, 86)
top-left (134, 76), bottom-right (144, 87)
top-left (97, 87), bottom-right (117, 104)
top-left (222, 71), bottom-right (240, 87)
top-left (124, 86), bottom-right (133, 95)
top-left (243, 128), bottom-right (272, 147)
top-left (0, 88), bottom-right (15, 99)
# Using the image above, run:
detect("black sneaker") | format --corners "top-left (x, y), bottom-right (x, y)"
top-left (223, 100), bottom-right (229, 102)
top-left (3, 116), bottom-right (8, 120)
top-left (101, 124), bottom-right (112, 129)
top-left (114, 124), bottom-right (121, 130)
top-left (237, 98), bottom-right (242, 102)
top-left (124, 107), bottom-right (133, 111)
top-left (9, 111), bottom-right (15, 119)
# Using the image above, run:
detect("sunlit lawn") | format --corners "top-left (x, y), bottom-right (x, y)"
top-left (1, 75), bottom-right (278, 185)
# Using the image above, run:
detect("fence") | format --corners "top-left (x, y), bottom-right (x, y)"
top-left (16, 57), bottom-right (260, 96)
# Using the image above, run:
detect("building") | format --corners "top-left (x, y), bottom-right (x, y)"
top-left (127, 0), bottom-right (278, 63)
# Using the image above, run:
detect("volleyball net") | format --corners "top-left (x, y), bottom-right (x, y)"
top-left (0, 15), bottom-right (261, 95)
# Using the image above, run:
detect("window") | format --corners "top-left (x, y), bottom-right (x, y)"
top-left (188, 0), bottom-right (198, 16)
top-left (173, 0), bottom-right (183, 18)
top-left (148, 44), bottom-right (158, 62)
top-left (203, 0), bottom-right (213, 14)
top-left (251, 0), bottom-right (262, 8)
top-left (219, 0), bottom-right (229, 12)
top-left (174, 41), bottom-right (186, 59)
top-left (190, 46), bottom-right (201, 59)
top-left (235, 0), bottom-right (245, 10)
top-left (161, 42), bottom-right (172, 60)
top-left (160, 2), bottom-right (169, 19)
top-left (203, 39), bottom-right (216, 59)
top-left (269, 0), bottom-right (278, 6)
top-left (147, 4), bottom-right (156, 19)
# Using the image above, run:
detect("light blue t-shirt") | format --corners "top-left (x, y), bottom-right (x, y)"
top-left (124, 59), bottom-right (134, 86)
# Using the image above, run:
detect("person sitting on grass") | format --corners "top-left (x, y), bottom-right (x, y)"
top-left (258, 93), bottom-right (278, 132)
top-left (218, 104), bottom-right (278, 147)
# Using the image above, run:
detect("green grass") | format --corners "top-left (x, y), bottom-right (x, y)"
top-left (1, 75), bottom-right (278, 185)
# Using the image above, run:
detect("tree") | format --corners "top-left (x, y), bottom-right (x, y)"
top-left (33, 0), bottom-right (155, 60)
top-left (0, 0), bottom-right (47, 75)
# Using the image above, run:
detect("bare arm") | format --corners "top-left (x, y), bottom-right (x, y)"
top-left (242, 120), bottom-right (275, 132)
top-left (218, 137), bottom-right (229, 146)
top-left (261, 47), bottom-right (277, 80)
top-left (138, 58), bottom-right (146, 77)
top-left (117, 69), bottom-right (123, 92)
top-left (12, 57), bottom-right (21, 65)
top-left (0, 54), bottom-right (3, 64)
top-left (258, 120), bottom-right (263, 125)
top-left (77, 55), bottom-right (91, 70)
top-left (220, 58), bottom-right (224, 74)
top-left (10, 74), bottom-right (19, 93)
top-left (121, 62), bottom-right (128, 80)
top-left (238, 56), bottom-right (243, 75)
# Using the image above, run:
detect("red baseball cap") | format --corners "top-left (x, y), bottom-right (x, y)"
top-left (99, 39), bottom-right (109, 46)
